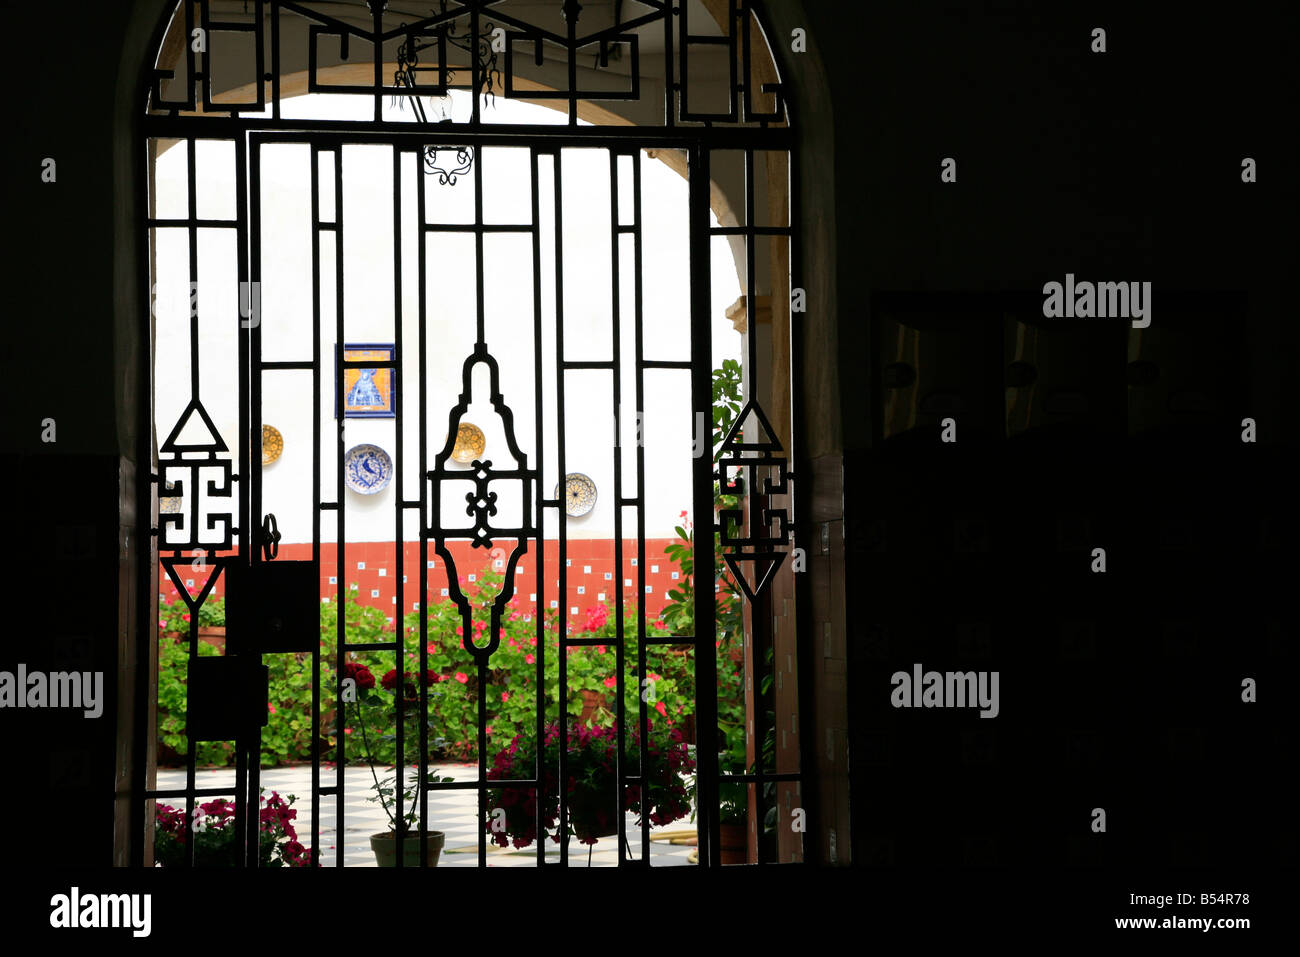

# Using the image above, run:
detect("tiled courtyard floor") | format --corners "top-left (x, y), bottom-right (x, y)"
top-left (155, 764), bottom-right (698, 867)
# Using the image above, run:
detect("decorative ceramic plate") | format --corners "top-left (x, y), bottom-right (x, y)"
top-left (556, 472), bottom-right (597, 517)
top-left (451, 422), bottom-right (486, 464)
top-left (344, 444), bottom-right (393, 495)
top-left (262, 424), bottom-right (284, 466)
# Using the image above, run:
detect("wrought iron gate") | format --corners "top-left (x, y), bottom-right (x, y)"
top-left (140, 0), bottom-right (806, 869)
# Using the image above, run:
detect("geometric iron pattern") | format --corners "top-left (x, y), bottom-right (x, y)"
top-left (716, 399), bottom-right (792, 601)
top-left (148, 0), bottom-right (787, 130)
top-left (428, 345), bottom-right (536, 666)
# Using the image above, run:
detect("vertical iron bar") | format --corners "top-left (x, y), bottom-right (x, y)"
top-left (609, 150), bottom-right (627, 865)
top-left (631, 148), bottom-right (650, 863)
top-left (253, 0), bottom-right (266, 115)
top-left (740, 0), bottom-right (752, 122)
top-left (743, 146), bottom-right (765, 864)
top-left (237, 131), bottom-right (254, 867)
top-left (333, 146), bottom-right (346, 868)
top-left (247, 132), bottom-right (268, 869)
top-left (530, 147), bottom-right (547, 868)
top-left (664, 0), bottom-right (675, 126)
top-left (689, 144), bottom-right (719, 867)
top-left (566, 3), bottom-right (578, 126)
top-left (182, 133), bottom-right (198, 870)
top-left (728, 0), bottom-right (739, 122)
top-left (417, 146), bottom-right (432, 869)
top-left (271, 0), bottom-right (281, 121)
top-left (372, 0), bottom-right (383, 123)
top-left (310, 142), bottom-right (322, 867)
top-left (553, 149), bottom-right (569, 866)
top-left (392, 145), bottom-right (406, 870)
top-left (471, 5), bottom-right (482, 126)
top-left (474, 146), bottom-right (488, 870)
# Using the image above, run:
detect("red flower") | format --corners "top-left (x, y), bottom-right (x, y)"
top-left (343, 662), bottom-right (375, 689)
top-left (655, 701), bottom-right (667, 717)
top-left (455, 672), bottom-right (469, 684)
top-left (584, 605), bottom-right (608, 632)
top-left (501, 691), bottom-right (510, 703)
top-left (380, 669), bottom-right (399, 691)
top-left (603, 676), bottom-right (617, 689)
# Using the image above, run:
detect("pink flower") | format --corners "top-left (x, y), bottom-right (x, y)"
top-left (655, 701), bottom-right (667, 717)
top-left (585, 605), bottom-right (609, 632)
top-left (344, 728), bottom-right (352, 735)
top-left (268, 704), bottom-right (276, 714)
top-left (679, 510), bottom-right (688, 520)
top-left (603, 676), bottom-right (617, 689)
top-left (427, 643), bottom-right (437, 653)
top-left (524, 654), bottom-right (534, 665)
top-left (181, 613), bottom-right (191, 622)
top-left (501, 691), bottom-right (510, 703)
top-left (455, 672), bottom-right (469, 684)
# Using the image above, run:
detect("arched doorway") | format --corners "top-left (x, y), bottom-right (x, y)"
top-left (139, 0), bottom-right (807, 869)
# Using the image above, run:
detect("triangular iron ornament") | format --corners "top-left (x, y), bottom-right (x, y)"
top-left (724, 551), bottom-right (786, 603)
top-left (719, 399), bottom-right (783, 454)
top-left (160, 398), bottom-right (229, 454)
top-left (715, 398), bottom-right (792, 603)
top-left (161, 556), bottom-right (224, 609)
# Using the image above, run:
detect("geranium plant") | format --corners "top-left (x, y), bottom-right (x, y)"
top-left (153, 789), bottom-right (312, 867)
top-left (485, 719), bottom-right (694, 861)
top-left (342, 662), bottom-right (454, 836)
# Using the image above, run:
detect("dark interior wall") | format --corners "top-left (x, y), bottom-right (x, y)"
top-left (803, 1), bottom-right (1297, 875)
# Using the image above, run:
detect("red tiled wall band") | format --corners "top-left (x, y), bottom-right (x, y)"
top-left (160, 538), bottom-right (694, 625)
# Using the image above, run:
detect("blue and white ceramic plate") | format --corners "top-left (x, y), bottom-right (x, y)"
top-left (344, 444), bottom-right (393, 495)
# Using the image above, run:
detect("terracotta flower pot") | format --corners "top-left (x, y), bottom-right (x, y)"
top-left (369, 830), bottom-right (445, 868)
top-left (578, 689), bottom-right (607, 727)
top-left (678, 713), bottom-right (697, 744)
top-left (719, 822), bottom-right (748, 865)
top-left (198, 626), bottom-right (226, 652)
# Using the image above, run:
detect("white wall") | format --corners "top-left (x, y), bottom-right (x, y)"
top-left (153, 93), bottom-right (741, 548)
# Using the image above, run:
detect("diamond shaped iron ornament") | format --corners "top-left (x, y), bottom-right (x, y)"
top-left (716, 400), bottom-right (794, 602)
top-left (428, 345), bottom-right (535, 664)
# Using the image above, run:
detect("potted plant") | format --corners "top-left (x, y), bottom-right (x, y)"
top-left (486, 719), bottom-right (694, 865)
top-left (153, 790), bottom-right (313, 867)
top-left (716, 742), bottom-right (751, 864)
top-left (343, 662), bottom-right (455, 867)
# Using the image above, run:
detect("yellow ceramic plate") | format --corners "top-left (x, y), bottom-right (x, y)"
top-left (556, 473), bottom-right (597, 517)
top-left (451, 422), bottom-right (486, 464)
top-left (262, 424), bottom-right (284, 466)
